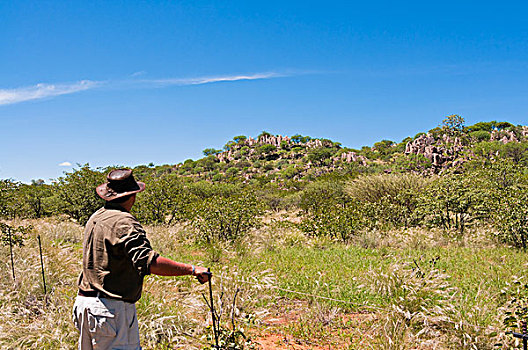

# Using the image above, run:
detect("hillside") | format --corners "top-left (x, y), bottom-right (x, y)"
top-left (140, 116), bottom-right (528, 183)
top-left (2, 115), bottom-right (528, 349)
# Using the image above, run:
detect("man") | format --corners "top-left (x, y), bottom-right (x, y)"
top-left (73, 169), bottom-right (210, 349)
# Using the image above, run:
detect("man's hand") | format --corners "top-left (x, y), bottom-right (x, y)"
top-left (193, 266), bottom-right (211, 284)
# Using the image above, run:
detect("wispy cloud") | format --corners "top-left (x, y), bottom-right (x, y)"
top-left (130, 71), bottom-right (146, 77)
top-left (142, 72), bottom-right (286, 86)
top-left (0, 71), bottom-right (292, 106)
top-left (0, 80), bottom-right (99, 106)
top-left (58, 161), bottom-right (72, 166)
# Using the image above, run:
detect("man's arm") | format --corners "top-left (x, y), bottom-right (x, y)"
top-left (150, 256), bottom-right (211, 284)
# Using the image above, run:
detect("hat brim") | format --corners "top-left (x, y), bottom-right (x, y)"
top-left (96, 181), bottom-right (146, 201)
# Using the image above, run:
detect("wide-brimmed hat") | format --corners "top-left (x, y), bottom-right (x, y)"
top-left (96, 169), bottom-right (145, 201)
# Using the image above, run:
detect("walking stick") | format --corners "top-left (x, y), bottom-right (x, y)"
top-left (208, 268), bottom-right (220, 349)
top-left (512, 321), bottom-right (528, 350)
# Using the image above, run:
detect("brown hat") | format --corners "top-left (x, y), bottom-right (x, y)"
top-left (96, 169), bottom-right (146, 201)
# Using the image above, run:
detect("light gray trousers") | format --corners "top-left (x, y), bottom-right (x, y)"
top-left (73, 295), bottom-right (141, 350)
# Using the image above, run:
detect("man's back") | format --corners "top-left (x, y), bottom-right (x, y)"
top-left (78, 202), bottom-right (158, 303)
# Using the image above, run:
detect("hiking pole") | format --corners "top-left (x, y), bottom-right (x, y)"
top-left (512, 332), bottom-right (528, 350)
top-left (513, 321), bottom-right (528, 350)
top-left (208, 268), bottom-right (220, 349)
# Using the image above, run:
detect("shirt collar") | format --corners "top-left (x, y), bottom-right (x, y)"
top-left (104, 201), bottom-right (128, 212)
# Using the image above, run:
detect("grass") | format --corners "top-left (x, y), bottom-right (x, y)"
top-left (0, 218), bottom-right (526, 349)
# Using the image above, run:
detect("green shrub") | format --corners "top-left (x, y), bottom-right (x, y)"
top-left (226, 167), bottom-right (239, 176)
top-left (493, 184), bottom-right (528, 249)
top-left (0, 179), bottom-right (20, 219)
top-left (346, 173), bottom-right (430, 203)
top-left (418, 172), bottom-right (490, 234)
top-left (133, 173), bottom-right (192, 225)
top-left (16, 182), bottom-right (54, 218)
top-left (192, 193), bottom-right (263, 243)
top-left (469, 130), bottom-right (491, 142)
top-left (258, 144), bottom-right (275, 154)
top-left (307, 147), bottom-right (335, 166)
top-left (346, 174), bottom-right (431, 229)
top-left (300, 180), bottom-right (349, 212)
top-left (299, 202), bottom-right (363, 242)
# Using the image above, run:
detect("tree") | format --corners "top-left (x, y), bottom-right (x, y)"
top-left (373, 139), bottom-right (396, 159)
top-left (291, 134), bottom-right (303, 144)
top-left (257, 144), bottom-right (275, 154)
top-left (419, 172), bottom-right (489, 234)
top-left (307, 147), bottom-right (335, 166)
top-left (52, 164), bottom-right (105, 225)
top-left (17, 182), bottom-right (53, 218)
top-left (133, 173), bottom-right (192, 225)
top-left (483, 160), bottom-right (528, 248)
top-left (203, 148), bottom-right (222, 157)
top-left (469, 130), bottom-right (491, 142)
top-left (192, 193), bottom-right (262, 243)
top-left (223, 141), bottom-right (236, 151)
top-left (258, 131), bottom-right (272, 139)
top-left (0, 179), bottom-right (19, 219)
top-left (233, 135), bottom-right (247, 144)
top-left (494, 186), bottom-right (528, 249)
top-left (466, 121), bottom-right (496, 133)
top-left (299, 201), bottom-right (363, 242)
top-left (442, 114), bottom-right (465, 136)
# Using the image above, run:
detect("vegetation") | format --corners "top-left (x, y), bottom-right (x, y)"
top-left (2, 116), bottom-right (528, 348)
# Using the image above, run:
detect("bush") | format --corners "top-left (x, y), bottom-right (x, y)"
top-left (346, 174), bottom-right (431, 229)
top-left (133, 173), bottom-right (192, 225)
top-left (299, 202), bottom-right (363, 242)
top-left (419, 172), bottom-right (490, 234)
top-left (187, 182), bottom-right (243, 200)
top-left (300, 180), bottom-right (349, 211)
top-left (0, 179), bottom-right (20, 219)
top-left (191, 193), bottom-right (263, 243)
top-left (347, 173), bottom-right (429, 203)
top-left (469, 130), bottom-right (491, 142)
top-left (17, 182), bottom-right (53, 218)
top-left (307, 147), bottom-right (335, 166)
top-left (493, 184), bottom-right (528, 249)
top-left (258, 144), bottom-right (275, 154)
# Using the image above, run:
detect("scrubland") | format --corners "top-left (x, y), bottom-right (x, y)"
top-left (1, 216), bottom-right (526, 350)
top-left (2, 117), bottom-right (528, 348)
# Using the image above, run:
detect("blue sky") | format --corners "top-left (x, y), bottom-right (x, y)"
top-left (1, 1), bottom-right (527, 182)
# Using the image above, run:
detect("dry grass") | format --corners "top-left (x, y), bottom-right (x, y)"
top-left (0, 219), bottom-right (81, 349)
top-left (346, 173), bottom-right (433, 203)
top-left (0, 216), bottom-right (524, 349)
top-left (0, 218), bottom-right (277, 349)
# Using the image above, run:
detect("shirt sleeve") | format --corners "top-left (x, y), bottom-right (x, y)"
top-left (116, 217), bottom-right (159, 277)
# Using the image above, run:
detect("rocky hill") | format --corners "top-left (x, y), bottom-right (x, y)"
top-left (141, 116), bottom-right (528, 184)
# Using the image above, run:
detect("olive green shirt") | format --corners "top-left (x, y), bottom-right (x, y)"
top-left (77, 202), bottom-right (159, 303)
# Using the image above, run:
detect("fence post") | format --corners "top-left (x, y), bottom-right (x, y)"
top-left (8, 226), bottom-right (15, 281)
top-left (37, 235), bottom-right (47, 295)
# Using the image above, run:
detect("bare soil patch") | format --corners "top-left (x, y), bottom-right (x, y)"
top-left (252, 298), bottom-right (376, 349)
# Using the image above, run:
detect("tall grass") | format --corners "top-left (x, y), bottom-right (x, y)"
top-left (0, 217), bottom-right (526, 349)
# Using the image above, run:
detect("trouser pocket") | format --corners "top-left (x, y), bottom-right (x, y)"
top-left (87, 306), bottom-right (117, 338)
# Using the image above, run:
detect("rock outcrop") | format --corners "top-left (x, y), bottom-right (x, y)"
top-left (491, 129), bottom-right (518, 144)
top-left (405, 133), bottom-right (464, 169)
top-left (333, 151), bottom-right (367, 166)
